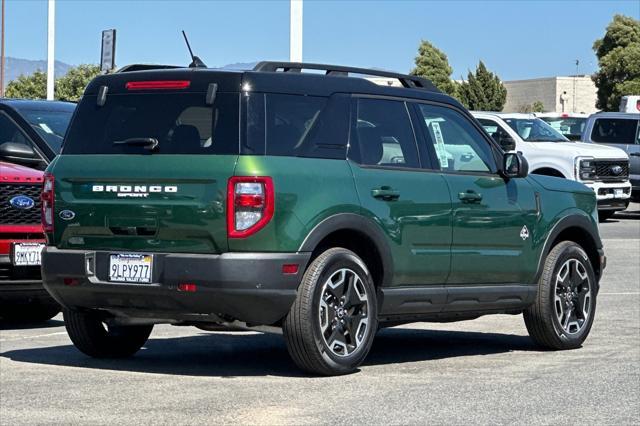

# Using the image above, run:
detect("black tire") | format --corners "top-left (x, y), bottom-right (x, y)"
top-left (64, 309), bottom-right (153, 358)
top-left (598, 210), bottom-right (615, 222)
top-left (524, 241), bottom-right (597, 350)
top-left (0, 302), bottom-right (60, 322)
top-left (283, 248), bottom-right (378, 376)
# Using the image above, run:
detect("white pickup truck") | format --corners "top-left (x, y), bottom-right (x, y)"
top-left (472, 112), bottom-right (632, 221)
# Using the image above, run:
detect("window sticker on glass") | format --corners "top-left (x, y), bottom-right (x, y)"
top-left (430, 121), bottom-right (449, 168)
top-left (38, 123), bottom-right (54, 134)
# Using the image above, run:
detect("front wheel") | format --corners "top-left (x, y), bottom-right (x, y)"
top-left (64, 309), bottom-right (153, 358)
top-left (524, 241), bottom-right (597, 349)
top-left (283, 248), bottom-right (378, 376)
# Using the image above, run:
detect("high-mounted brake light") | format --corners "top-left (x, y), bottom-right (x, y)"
top-left (125, 80), bottom-right (191, 90)
top-left (41, 173), bottom-right (55, 233)
top-left (227, 177), bottom-right (274, 238)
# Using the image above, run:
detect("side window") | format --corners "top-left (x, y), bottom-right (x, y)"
top-left (416, 104), bottom-right (496, 173)
top-left (244, 93), bottom-right (348, 158)
top-left (0, 112), bottom-right (32, 147)
top-left (477, 118), bottom-right (514, 149)
top-left (349, 98), bottom-right (419, 168)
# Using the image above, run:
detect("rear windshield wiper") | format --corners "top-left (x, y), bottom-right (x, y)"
top-left (113, 138), bottom-right (159, 151)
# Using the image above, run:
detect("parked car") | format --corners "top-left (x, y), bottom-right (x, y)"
top-left (619, 95), bottom-right (640, 113)
top-left (535, 112), bottom-right (589, 141)
top-left (581, 112), bottom-right (640, 202)
top-left (43, 62), bottom-right (604, 375)
top-left (473, 112), bottom-right (631, 221)
top-left (0, 99), bottom-right (75, 321)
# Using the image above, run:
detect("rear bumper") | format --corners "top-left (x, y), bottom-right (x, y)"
top-left (42, 247), bottom-right (310, 325)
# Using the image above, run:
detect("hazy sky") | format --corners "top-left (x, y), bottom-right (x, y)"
top-left (5, 0), bottom-right (639, 80)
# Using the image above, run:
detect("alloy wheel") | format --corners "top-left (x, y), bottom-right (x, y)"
top-left (554, 258), bottom-right (592, 335)
top-left (318, 268), bottom-right (370, 357)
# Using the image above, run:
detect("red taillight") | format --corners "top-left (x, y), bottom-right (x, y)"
top-left (636, 100), bottom-right (640, 112)
top-left (227, 176), bottom-right (274, 238)
top-left (125, 80), bottom-right (191, 90)
top-left (41, 172), bottom-right (55, 233)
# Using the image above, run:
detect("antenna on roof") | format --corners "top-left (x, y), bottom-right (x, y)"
top-left (181, 30), bottom-right (207, 68)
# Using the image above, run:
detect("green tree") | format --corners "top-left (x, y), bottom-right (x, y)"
top-left (3, 64), bottom-right (100, 101)
top-left (4, 70), bottom-right (47, 99)
top-left (457, 61), bottom-right (507, 111)
top-left (56, 64), bottom-right (101, 101)
top-left (593, 14), bottom-right (640, 111)
top-left (411, 40), bottom-right (458, 96)
top-left (517, 101), bottom-right (545, 113)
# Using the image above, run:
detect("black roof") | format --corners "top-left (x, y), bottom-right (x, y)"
top-left (0, 98), bottom-right (76, 112)
top-left (84, 61), bottom-right (462, 109)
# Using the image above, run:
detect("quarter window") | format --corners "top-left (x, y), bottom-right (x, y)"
top-left (349, 98), bottom-right (419, 168)
top-left (416, 104), bottom-right (495, 173)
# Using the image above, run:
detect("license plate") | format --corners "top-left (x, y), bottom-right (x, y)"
top-left (614, 188), bottom-right (624, 198)
top-left (12, 243), bottom-right (45, 266)
top-left (109, 254), bottom-right (153, 283)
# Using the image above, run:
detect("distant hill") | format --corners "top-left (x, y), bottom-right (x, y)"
top-left (4, 57), bottom-right (73, 82)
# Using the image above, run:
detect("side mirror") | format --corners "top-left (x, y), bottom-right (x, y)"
top-left (0, 142), bottom-right (41, 164)
top-left (502, 152), bottom-right (529, 179)
top-left (498, 135), bottom-right (516, 152)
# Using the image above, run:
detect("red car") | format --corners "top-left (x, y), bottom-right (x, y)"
top-left (0, 99), bottom-right (75, 321)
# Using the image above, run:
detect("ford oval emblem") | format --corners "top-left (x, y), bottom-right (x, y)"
top-left (59, 210), bottom-right (76, 221)
top-left (610, 165), bottom-right (623, 175)
top-left (9, 195), bottom-right (35, 210)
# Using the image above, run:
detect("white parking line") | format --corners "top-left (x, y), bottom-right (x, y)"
top-left (0, 331), bottom-right (67, 342)
top-left (599, 292), bottom-right (640, 295)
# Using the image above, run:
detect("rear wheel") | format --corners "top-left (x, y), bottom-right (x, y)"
top-left (524, 241), bottom-right (597, 349)
top-left (283, 248), bottom-right (377, 376)
top-left (64, 309), bottom-right (153, 358)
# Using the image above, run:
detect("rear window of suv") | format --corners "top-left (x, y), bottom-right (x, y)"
top-left (590, 118), bottom-right (640, 144)
top-left (63, 92), bottom-right (240, 155)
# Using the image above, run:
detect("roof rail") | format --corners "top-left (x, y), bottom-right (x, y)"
top-left (253, 61), bottom-right (439, 92)
top-left (116, 64), bottom-right (183, 73)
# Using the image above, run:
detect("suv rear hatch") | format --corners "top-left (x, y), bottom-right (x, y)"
top-left (49, 70), bottom-right (242, 254)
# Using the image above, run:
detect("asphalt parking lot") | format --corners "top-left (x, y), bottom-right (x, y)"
top-left (1, 204), bottom-right (639, 425)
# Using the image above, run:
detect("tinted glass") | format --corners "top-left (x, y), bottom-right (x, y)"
top-left (19, 109), bottom-right (73, 153)
top-left (477, 118), bottom-right (513, 145)
top-left (417, 104), bottom-right (494, 172)
top-left (0, 113), bottom-right (31, 147)
top-left (590, 118), bottom-right (640, 144)
top-left (244, 93), bottom-right (339, 157)
top-left (349, 98), bottom-right (419, 168)
top-left (539, 116), bottom-right (586, 141)
top-left (63, 93), bottom-right (239, 155)
top-left (503, 118), bottom-right (568, 142)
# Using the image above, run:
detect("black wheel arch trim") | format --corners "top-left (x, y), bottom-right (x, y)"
top-left (298, 213), bottom-right (394, 288)
top-left (534, 213), bottom-right (603, 285)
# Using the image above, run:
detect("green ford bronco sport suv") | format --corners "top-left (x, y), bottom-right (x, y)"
top-left (41, 62), bottom-right (605, 375)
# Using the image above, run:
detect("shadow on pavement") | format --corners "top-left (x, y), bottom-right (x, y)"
top-left (0, 327), bottom-right (539, 378)
top-left (0, 318), bottom-right (64, 330)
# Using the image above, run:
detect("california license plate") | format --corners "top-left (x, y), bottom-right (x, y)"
top-left (109, 254), bottom-right (153, 283)
top-left (614, 188), bottom-right (624, 198)
top-left (12, 243), bottom-right (45, 266)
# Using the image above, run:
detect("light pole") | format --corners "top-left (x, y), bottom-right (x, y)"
top-left (47, 0), bottom-right (55, 100)
top-left (290, 0), bottom-right (302, 63)
top-left (1, 0), bottom-right (5, 97)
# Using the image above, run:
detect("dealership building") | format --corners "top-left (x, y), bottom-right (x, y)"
top-left (502, 75), bottom-right (598, 114)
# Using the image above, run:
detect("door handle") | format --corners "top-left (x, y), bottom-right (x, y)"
top-left (458, 190), bottom-right (482, 203)
top-left (372, 187), bottom-right (400, 201)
